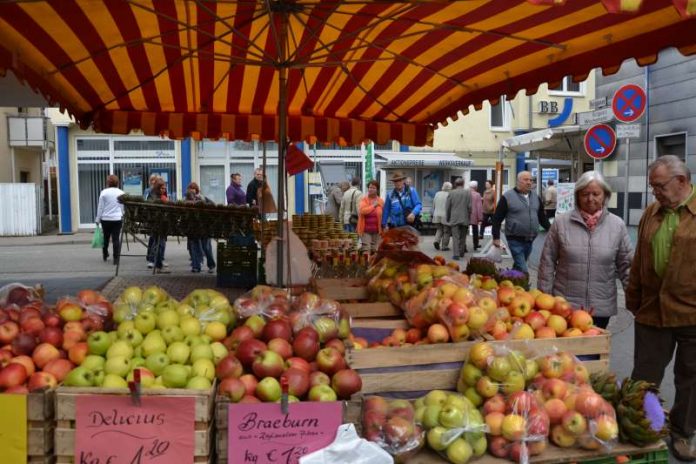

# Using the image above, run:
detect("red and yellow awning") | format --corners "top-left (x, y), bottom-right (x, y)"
top-left (0, 0), bottom-right (694, 145)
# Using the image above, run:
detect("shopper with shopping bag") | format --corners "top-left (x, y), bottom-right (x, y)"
top-left (95, 175), bottom-right (124, 265)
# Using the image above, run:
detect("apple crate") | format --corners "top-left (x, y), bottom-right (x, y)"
top-left (54, 385), bottom-right (216, 464)
top-left (214, 395), bottom-right (361, 464)
top-left (27, 388), bottom-right (56, 464)
top-left (313, 278), bottom-right (370, 301)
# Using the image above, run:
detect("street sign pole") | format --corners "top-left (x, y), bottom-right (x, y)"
top-left (624, 138), bottom-right (630, 223)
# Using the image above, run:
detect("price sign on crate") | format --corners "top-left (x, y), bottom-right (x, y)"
top-left (228, 402), bottom-right (342, 464)
top-left (75, 395), bottom-right (194, 464)
top-left (0, 394), bottom-right (27, 464)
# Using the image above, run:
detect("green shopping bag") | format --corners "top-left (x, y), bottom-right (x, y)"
top-left (91, 226), bottom-right (104, 249)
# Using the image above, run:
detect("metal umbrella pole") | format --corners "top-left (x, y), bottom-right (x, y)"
top-left (274, 5), bottom-right (289, 288)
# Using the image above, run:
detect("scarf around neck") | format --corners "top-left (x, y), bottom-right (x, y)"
top-left (580, 209), bottom-right (602, 231)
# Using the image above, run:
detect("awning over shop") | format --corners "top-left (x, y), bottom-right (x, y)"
top-left (376, 152), bottom-right (473, 168)
top-left (503, 126), bottom-right (583, 153)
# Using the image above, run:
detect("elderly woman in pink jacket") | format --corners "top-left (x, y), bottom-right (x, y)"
top-left (469, 181), bottom-right (484, 250)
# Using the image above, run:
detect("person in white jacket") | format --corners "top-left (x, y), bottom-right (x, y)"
top-left (432, 182), bottom-right (452, 250)
top-left (95, 175), bottom-right (125, 265)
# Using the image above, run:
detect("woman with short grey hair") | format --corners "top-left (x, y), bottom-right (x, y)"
top-left (538, 171), bottom-right (633, 329)
top-left (432, 182), bottom-right (453, 251)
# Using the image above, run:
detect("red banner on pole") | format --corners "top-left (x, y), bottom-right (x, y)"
top-left (286, 143), bottom-right (314, 176)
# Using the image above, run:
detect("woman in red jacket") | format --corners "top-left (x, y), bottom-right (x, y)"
top-left (357, 180), bottom-right (383, 252)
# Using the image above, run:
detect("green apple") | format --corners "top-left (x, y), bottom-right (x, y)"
top-left (134, 346), bottom-right (143, 358)
top-left (422, 405), bottom-right (442, 429)
top-left (134, 312), bottom-right (156, 334)
top-left (205, 310), bottom-right (230, 327)
top-left (191, 358), bottom-right (215, 381)
top-left (427, 426), bottom-right (450, 451)
top-left (446, 437), bottom-right (473, 464)
top-left (141, 335), bottom-right (167, 357)
top-left (82, 355), bottom-right (106, 372)
top-left (188, 289), bottom-right (210, 307)
top-left (64, 366), bottom-right (94, 387)
top-left (117, 321), bottom-right (136, 338)
top-left (186, 376), bottom-right (212, 390)
top-left (162, 326), bottom-right (184, 345)
top-left (199, 335), bottom-right (212, 344)
top-left (210, 342), bottom-right (228, 365)
top-left (113, 304), bottom-right (133, 324)
top-left (104, 356), bottom-right (132, 378)
top-left (93, 369), bottom-right (105, 386)
top-left (155, 300), bottom-right (177, 314)
top-left (119, 328), bottom-right (143, 347)
top-left (131, 357), bottom-right (145, 368)
top-left (162, 364), bottom-right (189, 388)
top-left (190, 344), bottom-right (214, 363)
top-left (138, 303), bottom-right (155, 313)
top-left (121, 286), bottom-right (143, 305)
top-left (166, 342), bottom-right (190, 365)
top-left (439, 405), bottom-right (465, 428)
top-left (156, 310), bottom-right (180, 329)
top-left (502, 371), bottom-right (526, 395)
top-left (424, 390), bottom-right (449, 407)
top-left (107, 340), bottom-right (134, 359)
top-left (256, 377), bottom-right (282, 402)
top-left (142, 286), bottom-right (167, 305)
top-left (108, 332), bottom-right (118, 343)
top-left (177, 304), bottom-right (195, 317)
top-left (102, 374), bottom-right (129, 388)
top-left (180, 317), bottom-right (201, 337)
top-left (145, 353), bottom-right (170, 376)
top-left (87, 331), bottom-right (112, 356)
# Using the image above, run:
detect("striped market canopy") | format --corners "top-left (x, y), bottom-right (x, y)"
top-left (0, 0), bottom-right (695, 146)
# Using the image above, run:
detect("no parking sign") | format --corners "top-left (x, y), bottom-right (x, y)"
top-left (584, 124), bottom-right (616, 160)
top-left (612, 84), bottom-right (647, 123)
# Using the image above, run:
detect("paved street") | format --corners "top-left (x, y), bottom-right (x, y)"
top-left (0, 229), bottom-right (684, 462)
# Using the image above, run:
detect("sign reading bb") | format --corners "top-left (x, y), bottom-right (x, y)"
top-left (612, 84), bottom-right (647, 123)
top-left (584, 124), bottom-right (616, 160)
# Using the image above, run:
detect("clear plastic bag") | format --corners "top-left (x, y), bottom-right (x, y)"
top-left (378, 226), bottom-right (421, 251)
top-left (232, 285), bottom-right (292, 320)
top-left (287, 292), bottom-right (351, 341)
top-left (362, 396), bottom-right (425, 463)
top-left (0, 283), bottom-right (43, 308)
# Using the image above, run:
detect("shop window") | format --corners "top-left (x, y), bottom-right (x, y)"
top-left (655, 132), bottom-right (686, 161)
top-left (548, 76), bottom-right (584, 95)
top-left (200, 165), bottom-right (227, 205)
top-left (78, 163), bottom-right (111, 224)
top-left (77, 139), bottom-right (109, 152)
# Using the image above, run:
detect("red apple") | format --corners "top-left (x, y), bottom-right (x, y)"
top-left (80, 314), bottom-right (104, 333)
top-left (324, 338), bottom-right (346, 355)
top-left (11, 333), bottom-right (37, 356)
top-left (331, 368), bottom-right (362, 399)
top-left (0, 309), bottom-right (8, 324)
top-left (42, 312), bottom-right (62, 328)
top-left (9, 355), bottom-right (35, 377)
top-left (18, 307), bottom-right (41, 325)
top-left (215, 354), bottom-right (243, 379)
top-left (292, 332), bottom-right (320, 361)
top-left (28, 372), bottom-right (58, 391)
top-left (68, 342), bottom-right (89, 365)
top-left (32, 342), bottom-right (61, 369)
top-left (39, 326), bottom-right (64, 347)
top-left (219, 377), bottom-right (246, 402)
top-left (20, 317), bottom-right (45, 337)
top-left (267, 338), bottom-right (293, 360)
top-left (309, 371), bottom-right (330, 387)
top-left (0, 321), bottom-right (20, 344)
top-left (4, 385), bottom-right (29, 394)
top-left (58, 302), bottom-right (83, 322)
top-left (0, 362), bottom-right (28, 388)
top-left (239, 395), bottom-right (261, 404)
top-left (315, 347), bottom-right (346, 376)
top-left (281, 367), bottom-right (310, 398)
top-left (239, 374), bottom-right (258, 396)
top-left (285, 357), bottom-right (312, 374)
top-left (0, 349), bottom-right (12, 367)
top-left (62, 330), bottom-right (84, 350)
top-left (262, 318), bottom-right (293, 342)
top-left (42, 358), bottom-right (74, 383)
top-left (235, 339), bottom-right (267, 369)
top-left (223, 326), bottom-right (254, 351)
top-left (295, 326), bottom-right (319, 343)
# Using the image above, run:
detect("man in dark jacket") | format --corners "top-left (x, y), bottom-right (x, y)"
top-left (446, 178), bottom-right (471, 260)
top-left (246, 168), bottom-right (265, 206)
top-left (492, 170), bottom-right (550, 273)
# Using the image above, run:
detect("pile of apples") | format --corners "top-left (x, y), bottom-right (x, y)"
top-left (530, 353), bottom-right (619, 450)
top-left (0, 289), bottom-right (113, 393)
top-left (62, 287), bottom-right (234, 390)
top-left (362, 396), bottom-right (425, 463)
top-left (414, 390), bottom-right (487, 464)
top-left (217, 288), bottom-right (362, 404)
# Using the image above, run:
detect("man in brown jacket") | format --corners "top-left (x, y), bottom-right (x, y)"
top-left (626, 155), bottom-right (696, 462)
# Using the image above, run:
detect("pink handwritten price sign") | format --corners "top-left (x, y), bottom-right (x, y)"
top-left (75, 395), bottom-right (195, 464)
top-left (228, 402), bottom-right (342, 464)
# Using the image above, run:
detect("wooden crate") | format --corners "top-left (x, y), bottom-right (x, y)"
top-left (54, 386), bottom-right (215, 464)
top-left (27, 388), bottom-right (55, 464)
top-left (314, 277), bottom-right (369, 301)
top-left (214, 396), bottom-right (361, 464)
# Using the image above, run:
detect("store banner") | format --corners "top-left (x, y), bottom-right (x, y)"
top-left (556, 183), bottom-right (576, 215)
top-left (365, 142), bottom-right (374, 183)
top-left (228, 402), bottom-right (343, 464)
top-left (75, 395), bottom-right (195, 464)
top-left (286, 143), bottom-right (314, 176)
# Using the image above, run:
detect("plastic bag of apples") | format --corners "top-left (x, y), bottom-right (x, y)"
top-left (485, 390), bottom-right (550, 464)
top-left (287, 292), bottom-right (351, 342)
top-left (529, 349), bottom-right (619, 452)
top-left (0, 283), bottom-right (43, 309)
top-left (232, 285), bottom-right (292, 320)
top-left (361, 396), bottom-right (426, 463)
top-left (414, 390), bottom-right (488, 464)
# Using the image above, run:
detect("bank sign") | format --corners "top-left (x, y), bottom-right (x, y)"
top-left (385, 158), bottom-right (471, 168)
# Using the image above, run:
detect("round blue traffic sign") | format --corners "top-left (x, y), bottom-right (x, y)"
top-left (584, 124), bottom-right (616, 160)
top-left (612, 84), bottom-right (647, 123)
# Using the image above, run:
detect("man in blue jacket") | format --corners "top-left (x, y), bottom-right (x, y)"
top-left (382, 171), bottom-right (422, 229)
top-left (492, 171), bottom-right (551, 273)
